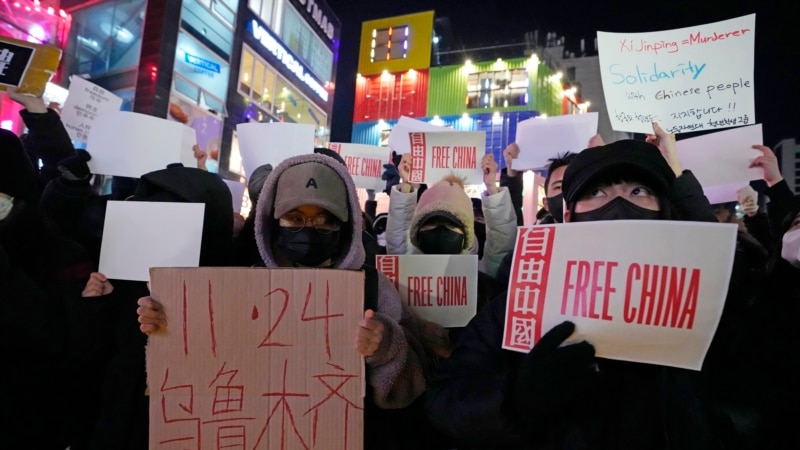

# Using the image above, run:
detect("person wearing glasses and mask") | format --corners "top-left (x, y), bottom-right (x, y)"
top-left (138, 153), bottom-right (430, 449)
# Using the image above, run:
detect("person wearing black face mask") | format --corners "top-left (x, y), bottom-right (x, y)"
top-left (416, 216), bottom-right (467, 255)
top-left (540, 152), bottom-right (576, 224)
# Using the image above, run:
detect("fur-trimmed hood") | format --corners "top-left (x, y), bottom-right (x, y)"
top-left (254, 153), bottom-right (366, 269)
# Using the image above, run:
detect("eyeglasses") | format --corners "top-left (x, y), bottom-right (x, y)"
top-left (279, 212), bottom-right (342, 234)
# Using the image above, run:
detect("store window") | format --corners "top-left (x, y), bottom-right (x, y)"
top-left (248, 0), bottom-right (275, 29)
top-left (65, 0), bottom-right (146, 79)
top-left (274, 77), bottom-right (326, 127)
top-left (370, 25), bottom-right (409, 62)
top-left (238, 46), bottom-right (277, 112)
top-left (467, 69), bottom-right (529, 109)
top-left (281, 5), bottom-right (332, 82)
top-left (181, 0), bottom-right (237, 56)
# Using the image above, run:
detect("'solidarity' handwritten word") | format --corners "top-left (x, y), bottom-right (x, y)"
top-left (610, 61), bottom-right (707, 85)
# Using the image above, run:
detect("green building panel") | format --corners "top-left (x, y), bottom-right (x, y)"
top-left (426, 57), bottom-right (563, 118)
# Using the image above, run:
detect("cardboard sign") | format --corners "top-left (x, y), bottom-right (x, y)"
top-left (99, 201), bottom-right (205, 281)
top-left (407, 131), bottom-right (485, 185)
top-left (236, 122), bottom-right (316, 180)
top-left (387, 116), bottom-right (449, 155)
top-left (60, 76), bottom-right (123, 143)
top-left (223, 179), bottom-right (247, 214)
top-left (512, 113), bottom-right (599, 170)
top-left (330, 142), bottom-right (387, 190)
top-left (0, 36), bottom-right (61, 96)
top-left (376, 255), bottom-right (478, 327)
top-left (147, 268), bottom-right (365, 450)
top-left (503, 221), bottom-right (737, 370)
top-left (675, 124), bottom-right (763, 202)
top-left (598, 14), bottom-right (756, 134)
top-left (86, 111), bottom-right (198, 177)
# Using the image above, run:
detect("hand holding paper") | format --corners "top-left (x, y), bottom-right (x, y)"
top-left (646, 122), bottom-right (682, 177)
top-left (749, 145), bottom-right (783, 187)
top-left (737, 185), bottom-right (758, 216)
top-left (5, 87), bottom-right (48, 113)
top-left (482, 153), bottom-right (499, 195)
top-left (503, 143), bottom-right (520, 176)
top-left (137, 296), bottom-right (166, 335)
top-left (357, 309), bottom-right (385, 358)
top-left (81, 272), bottom-right (114, 297)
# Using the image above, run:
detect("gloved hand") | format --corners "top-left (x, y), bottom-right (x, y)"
top-left (382, 163), bottom-right (401, 195)
top-left (58, 150), bottom-right (92, 181)
top-left (737, 185), bottom-right (759, 216)
top-left (512, 321), bottom-right (597, 425)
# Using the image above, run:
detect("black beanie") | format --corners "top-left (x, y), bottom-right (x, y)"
top-left (0, 129), bottom-right (38, 202)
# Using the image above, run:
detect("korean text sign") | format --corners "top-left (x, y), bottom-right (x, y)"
top-left (503, 221), bottom-right (737, 370)
top-left (376, 255), bottom-right (478, 327)
top-left (407, 131), bottom-right (485, 185)
top-left (597, 14), bottom-right (755, 134)
top-left (147, 268), bottom-right (365, 449)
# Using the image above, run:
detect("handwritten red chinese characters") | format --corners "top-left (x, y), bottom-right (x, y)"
top-left (147, 268), bottom-right (365, 450)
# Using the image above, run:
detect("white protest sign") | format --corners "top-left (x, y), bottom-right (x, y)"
top-left (377, 255), bottom-right (478, 327)
top-left (86, 111), bottom-right (197, 177)
top-left (99, 201), bottom-right (205, 281)
top-left (223, 179), bottom-right (247, 214)
top-left (236, 122), bottom-right (315, 180)
top-left (675, 124), bottom-right (763, 202)
top-left (330, 142), bottom-right (387, 190)
top-left (598, 14), bottom-right (755, 134)
top-left (387, 116), bottom-right (449, 155)
top-left (503, 221), bottom-right (737, 370)
top-left (512, 113), bottom-right (599, 170)
top-left (60, 76), bottom-right (123, 142)
top-left (408, 131), bottom-right (484, 185)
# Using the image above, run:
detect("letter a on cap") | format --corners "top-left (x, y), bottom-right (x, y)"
top-left (306, 178), bottom-right (318, 189)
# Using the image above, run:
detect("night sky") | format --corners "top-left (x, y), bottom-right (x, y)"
top-left (325, 0), bottom-right (799, 147)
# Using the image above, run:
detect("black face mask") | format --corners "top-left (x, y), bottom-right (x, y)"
top-left (570, 197), bottom-right (661, 222)
top-left (417, 226), bottom-right (465, 255)
top-left (546, 193), bottom-right (564, 223)
top-left (276, 227), bottom-right (341, 266)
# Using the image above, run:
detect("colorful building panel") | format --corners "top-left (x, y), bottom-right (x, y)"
top-left (357, 11), bottom-right (434, 76)
top-left (426, 56), bottom-right (563, 119)
top-left (353, 68), bottom-right (429, 122)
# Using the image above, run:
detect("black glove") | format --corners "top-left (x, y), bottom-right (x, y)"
top-left (512, 321), bottom-right (597, 425)
top-left (381, 163), bottom-right (401, 195)
top-left (58, 149), bottom-right (92, 181)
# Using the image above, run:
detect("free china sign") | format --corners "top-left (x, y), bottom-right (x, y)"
top-left (249, 19), bottom-right (329, 103)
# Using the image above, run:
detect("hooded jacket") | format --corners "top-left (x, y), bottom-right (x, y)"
top-left (254, 153), bottom-right (427, 409)
top-left (385, 178), bottom-right (518, 277)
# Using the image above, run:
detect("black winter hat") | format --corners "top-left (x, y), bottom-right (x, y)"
top-left (0, 129), bottom-right (38, 202)
top-left (562, 140), bottom-right (676, 205)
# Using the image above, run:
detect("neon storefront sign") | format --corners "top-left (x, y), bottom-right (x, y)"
top-left (249, 19), bottom-right (329, 103)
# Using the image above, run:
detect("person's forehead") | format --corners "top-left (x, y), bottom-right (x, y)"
top-left (289, 205), bottom-right (328, 215)
top-left (549, 166), bottom-right (567, 183)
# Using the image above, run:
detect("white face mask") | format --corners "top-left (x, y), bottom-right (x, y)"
top-left (781, 228), bottom-right (800, 268)
top-left (0, 196), bottom-right (13, 221)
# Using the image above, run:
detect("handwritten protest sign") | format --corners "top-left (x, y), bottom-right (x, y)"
top-left (223, 179), bottom-right (247, 214)
top-left (512, 113), bottom-right (599, 170)
top-left (387, 116), bottom-right (449, 155)
top-left (0, 36), bottom-right (61, 96)
top-left (147, 268), bottom-right (365, 450)
top-left (236, 122), bottom-right (316, 180)
top-left (87, 111), bottom-right (198, 177)
top-left (598, 14), bottom-right (755, 134)
top-left (60, 76), bottom-right (123, 142)
top-left (99, 201), bottom-right (205, 281)
top-left (377, 255), bottom-right (478, 327)
top-left (675, 124), bottom-right (763, 202)
top-left (503, 221), bottom-right (737, 370)
top-left (329, 142), bottom-right (387, 190)
top-left (407, 131), bottom-right (484, 185)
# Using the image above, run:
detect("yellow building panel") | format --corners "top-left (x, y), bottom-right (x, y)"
top-left (358, 11), bottom-right (434, 76)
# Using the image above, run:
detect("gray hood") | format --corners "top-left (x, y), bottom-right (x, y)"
top-left (254, 153), bottom-right (365, 269)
